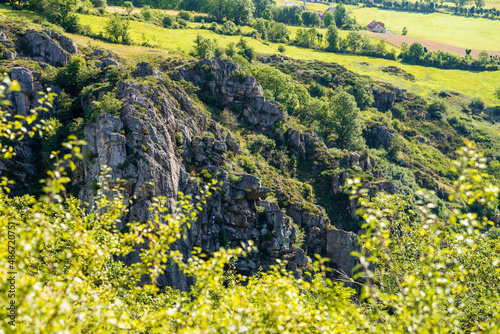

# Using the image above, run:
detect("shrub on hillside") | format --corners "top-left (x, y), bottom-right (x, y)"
top-left (428, 100), bottom-right (447, 121)
top-left (177, 10), bottom-right (192, 21)
top-left (163, 15), bottom-right (174, 28)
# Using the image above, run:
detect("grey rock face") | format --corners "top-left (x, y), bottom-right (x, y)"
top-left (135, 62), bottom-right (162, 78)
top-left (97, 58), bottom-right (119, 68)
top-left (363, 122), bottom-right (396, 149)
top-left (78, 75), bottom-right (303, 290)
top-left (91, 49), bottom-right (115, 58)
top-left (10, 66), bottom-right (33, 116)
top-left (42, 30), bottom-right (79, 54)
top-left (295, 248), bottom-right (308, 267)
top-left (326, 228), bottom-right (359, 278)
top-left (234, 174), bottom-right (261, 193)
top-left (177, 58), bottom-right (284, 131)
top-left (372, 83), bottom-right (406, 111)
top-left (22, 30), bottom-right (70, 67)
top-left (2, 66), bottom-right (61, 195)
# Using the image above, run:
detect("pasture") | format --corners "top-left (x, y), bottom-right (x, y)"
top-left (348, 6), bottom-right (500, 51)
top-left (277, 2), bottom-right (500, 52)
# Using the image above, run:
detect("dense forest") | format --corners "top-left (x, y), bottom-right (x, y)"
top-left (0, 0), bottom-right (500, 332)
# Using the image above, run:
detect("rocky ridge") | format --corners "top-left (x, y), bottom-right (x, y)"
top-left (1, 28), bottom-right (399, 290)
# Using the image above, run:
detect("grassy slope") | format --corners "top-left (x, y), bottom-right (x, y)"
top-left (1, 6), bottom-right (499, 103)
top-left (443, 0), bottom-right (500, 9)
top-left (72, 13), bottom-right (499, 103)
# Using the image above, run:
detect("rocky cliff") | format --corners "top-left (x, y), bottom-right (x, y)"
top-left (1, 27), bottom-right (392, 290)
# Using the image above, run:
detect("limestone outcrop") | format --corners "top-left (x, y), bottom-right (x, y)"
top-left (177, 58), bottom-right (284, 131)
top-left (20, 29), bottom-right (78, 67)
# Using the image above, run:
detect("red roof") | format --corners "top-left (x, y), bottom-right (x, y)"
top-left (367, 20), bottom-right (385, 29)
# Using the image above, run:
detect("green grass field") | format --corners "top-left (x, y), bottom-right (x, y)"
top-left (276, 1), bottom-right (500, 51)
top-left (443, 0), bottom-right (500, 8)
top-left (347, 6), bottom-right (500, 51)
top-left (0, 6), bottom-right (499, 104)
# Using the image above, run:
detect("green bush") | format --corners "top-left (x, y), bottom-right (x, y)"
top-left (200, 169), bottom-right (213, 180)
top-left (231, 70), bottom-right (246, 83)
top-left (218, 229), bottom-right (230, 247)
top-left (175, 132), bottom-right (184, 146)
top-left (177, 10), bottom-right (192, 21)
top-left (222, 21), bottom-right (237, 35)
top-left (163, 15), bottom-right (174, 28)
top-left (428, 100), bottom-right (447, 121)
top-left (88, 92), bottom-right (124, 122)
top-left (237, 155), bottom-right (258, 174)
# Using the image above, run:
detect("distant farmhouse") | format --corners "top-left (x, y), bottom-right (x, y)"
top-left (367, 20), bottom-right (387, 33)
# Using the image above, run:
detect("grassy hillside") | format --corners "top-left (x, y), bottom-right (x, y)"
top-left (72, 12), bottom-right (500, 104)
top-left (1, 5), bottom-right (498, 103)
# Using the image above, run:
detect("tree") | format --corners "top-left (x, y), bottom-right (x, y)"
top-left (294, 28), bottom-right (318, 49)
top-left (90, 0), bottom-right (106, 8)
top-left (428, 100), bottom-right (447, 120)
top-left (301, 11), bottom-right (321, 27)
top-left (123, 1), bottom-right (134, 15)
top-left (104, 14), bottom-right (131, 44)
top-left (323, 11), bottom-right (335, 28)
top-left (325, 24), bottom-right (339, 51)
top-left (323, 89), bottom-right (365, 150)
top-left (405, 42), bottom-right (425, 62)
top-left (495, 87), bottom-right (500, 101)
top-left (351, 142), bottom-right (500, 333)
top-left (475, 0), bottom-right (485, 9)
top-left (376, 39), bottom-right (387, 55)
top-left (180, 0), bottom-right (209, 11)
top-left (229, 0), bottom-right (255, 25)
top-left (261, 8), bottom-right (273, 20)
top-left (225, 42), bottom-right (237, 57)
top-left (349, 78), bottom-right (374, 110)
top-left (251, 66), bottom-right (302, 113)
top-left (192, 34), bottom-right (219, 58)
top-left (208, 0), bottom-right (228, 22)
top-left (346, 31), bottom-right (362, 53)
top-left (236, 37), bottom-right (256, 61)
top-left (44, 0), bottom-right (80, 32)
top-left (402, 26), bottom-right (408, 35)
top-left (268, 21), bottom-right (289, 43)
top-left (478, 50), bottom-right (489, 63)
top-left (334, 3), bottom-right (348, 28)
top-left (252, 0), bottom-right (273, 18)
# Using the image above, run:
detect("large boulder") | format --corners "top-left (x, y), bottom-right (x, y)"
top-left (22, 30), bottom-right (71, 67)
top-left (42, 30), bottom-right (79, 54)
top-left (326, 228), bottom-right (359, 277)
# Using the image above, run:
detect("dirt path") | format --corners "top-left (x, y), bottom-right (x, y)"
top-left (366, 32), bottom-right (500, 58)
